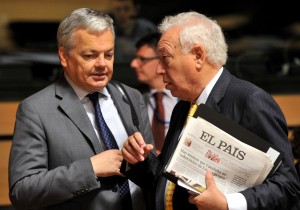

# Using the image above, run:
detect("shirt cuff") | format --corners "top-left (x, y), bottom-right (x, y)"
top-left (225, 193), bottom-right (247, 210)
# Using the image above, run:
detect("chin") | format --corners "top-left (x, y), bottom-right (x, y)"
top-left (165, 83), bottom-right (173, 90)
top-left (169, 89), bottom-right (178, 98)
top-left (92, 81), bottom-right (107, 90)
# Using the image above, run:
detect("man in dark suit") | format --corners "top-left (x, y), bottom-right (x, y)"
top-left (121, 11), bottom-right (300, 210)
top-left (9, 8), bottom-right (154, 210)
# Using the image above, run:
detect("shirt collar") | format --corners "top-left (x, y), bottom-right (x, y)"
top-left (64, 73), bottom-right (109, 102)
top-left (196, 67), bottom-right (223, 105)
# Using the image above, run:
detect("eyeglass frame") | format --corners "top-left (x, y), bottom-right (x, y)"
top-left (133, 56), bottom-right (159, 64)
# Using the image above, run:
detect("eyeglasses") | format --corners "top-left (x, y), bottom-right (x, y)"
top-left (134, 56), bottom-right (159, 64)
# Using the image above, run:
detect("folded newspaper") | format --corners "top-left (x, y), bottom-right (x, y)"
top-left (164, 107), bottom-right (282, 195)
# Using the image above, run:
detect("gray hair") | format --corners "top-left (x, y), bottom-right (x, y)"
top-left (158, 11), bottom-right (228, 67)
top-left (57, 8), bottom-right (115, 54)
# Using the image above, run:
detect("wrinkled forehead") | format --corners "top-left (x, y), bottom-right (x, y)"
top-left (157, 28), bottom-right (181, 54)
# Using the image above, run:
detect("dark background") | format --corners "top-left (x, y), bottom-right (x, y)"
top-left (1, 0), bottom-right (300, 101)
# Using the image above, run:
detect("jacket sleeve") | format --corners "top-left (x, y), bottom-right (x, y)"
top-left (236, 89), bottom-right (300, 210)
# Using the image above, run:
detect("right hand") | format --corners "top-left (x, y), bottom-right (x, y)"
top-left (188, 170), bottom-right (228, 210)
top-left (122, 132), bottom-right (153, 164)
top-left (91, 149), bottom-right (124, 177)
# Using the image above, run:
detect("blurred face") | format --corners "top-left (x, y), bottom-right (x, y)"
top-left (157, 27), bottom-right (198, 101)
top-left (112, 0), bottom-right (136, 28)
top-left (131, 45), bottom-right (160, 86)
top-left (59, 29), bottom-right (114, 92)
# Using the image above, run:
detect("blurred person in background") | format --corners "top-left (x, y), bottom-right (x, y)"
top-left (111, 0), bottom-right (157, 63)
top-left (131, 33), bottom-right (178, 155)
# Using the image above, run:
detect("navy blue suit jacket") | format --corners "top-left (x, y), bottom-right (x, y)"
top-left (127, 68), bottom-right (300, 210)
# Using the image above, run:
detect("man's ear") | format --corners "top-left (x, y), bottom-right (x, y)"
top-left (193, 45), bottom-right (205, 70)
top-left (58, 47), bottom-right (68, 68)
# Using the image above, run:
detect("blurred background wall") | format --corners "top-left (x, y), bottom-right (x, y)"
top-left (0, 0), bottom-right (111, 49)
top-left (0, 0), bottom-right (299, 119)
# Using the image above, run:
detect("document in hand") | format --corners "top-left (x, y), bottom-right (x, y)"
top-left (163, 104), bottom-right (282, 195)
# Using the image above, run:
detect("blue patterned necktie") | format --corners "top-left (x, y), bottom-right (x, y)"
top-left (88, 92), bottom-right (133, 210)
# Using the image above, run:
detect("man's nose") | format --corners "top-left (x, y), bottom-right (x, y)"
top-left (156, 62), bottom-right (165, 75)
top-left (95, 56), bottom-right (106, 66)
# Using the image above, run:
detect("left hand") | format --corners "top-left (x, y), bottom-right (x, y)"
top-left (90, 149), bottom-right (124, 177)
top-left (188, 170), bottom-right (228, 210)
top-left (122, 132), bottom-right (153, 164)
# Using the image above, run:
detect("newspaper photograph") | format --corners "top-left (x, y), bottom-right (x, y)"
top-left (165, 117), bottom-right (275, 195)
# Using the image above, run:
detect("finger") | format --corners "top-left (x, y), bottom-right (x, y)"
top-left (133, 132), bottom-right (147, 147)
top-left (122, 146), bottom-right (141, 164)
top-left (188, 195), bottom-right (197, 204)
top-left (115, 150), bottom-right (124, 162)
top-left (123, 139), bottom-right (138, 154)
top-left (143, 144), bottom-right (154, 150)
top-left (143, 144), bottom-right (154, 156)
top-left (113, 149), bottom-right (123, 156)
top-left (129, 133), bottom-right (145, 155)
top-left (127, 138), bottom-right (145, 157)
top-left (108, 149), bottom-right (123, 161)
top-left (205, 169), bottom-right (216, 189)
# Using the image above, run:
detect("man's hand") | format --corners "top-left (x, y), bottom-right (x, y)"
top-left (188, 170), bottom-right (228, 210)
top-left (91, 149), bottom-right (124, 177)
top-left (122, 132), bottom-right (153, 164)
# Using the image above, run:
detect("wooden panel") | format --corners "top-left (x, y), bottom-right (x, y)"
top-left (0, 101), bottom-right (18, 205)
top-left (0, 140), bottom-right (12, 205)
top-left (272, 94), bottom-right (300, 127)
top-left (0, 101), bottom-right (19, 136)
top-left (0, 0), bottom-right (112, 21)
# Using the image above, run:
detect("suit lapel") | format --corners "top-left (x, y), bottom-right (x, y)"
top-left (161, 100), bottom-right (190, 166)
top-left (55, 76), bottom-right (102, 154)
top-left (163, 69), bottom-right (233, 162)
top-left (206, 68), bottom-right (232, 111)
top-left (107, 83), bottom-right (136, 135)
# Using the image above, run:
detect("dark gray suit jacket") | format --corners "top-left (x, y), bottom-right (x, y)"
top-left (127, 68), bottom-right (300, 210)
top-left (9, 75), bottom-right (154, 210)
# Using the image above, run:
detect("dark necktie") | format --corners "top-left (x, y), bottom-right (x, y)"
top-left (152, 92), bottom-right (165, 154)
top-left (88, 92), bottom-right (133, 210)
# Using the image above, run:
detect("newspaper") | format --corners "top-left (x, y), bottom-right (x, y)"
top-left (164, 117), bottom-right (278, 195)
